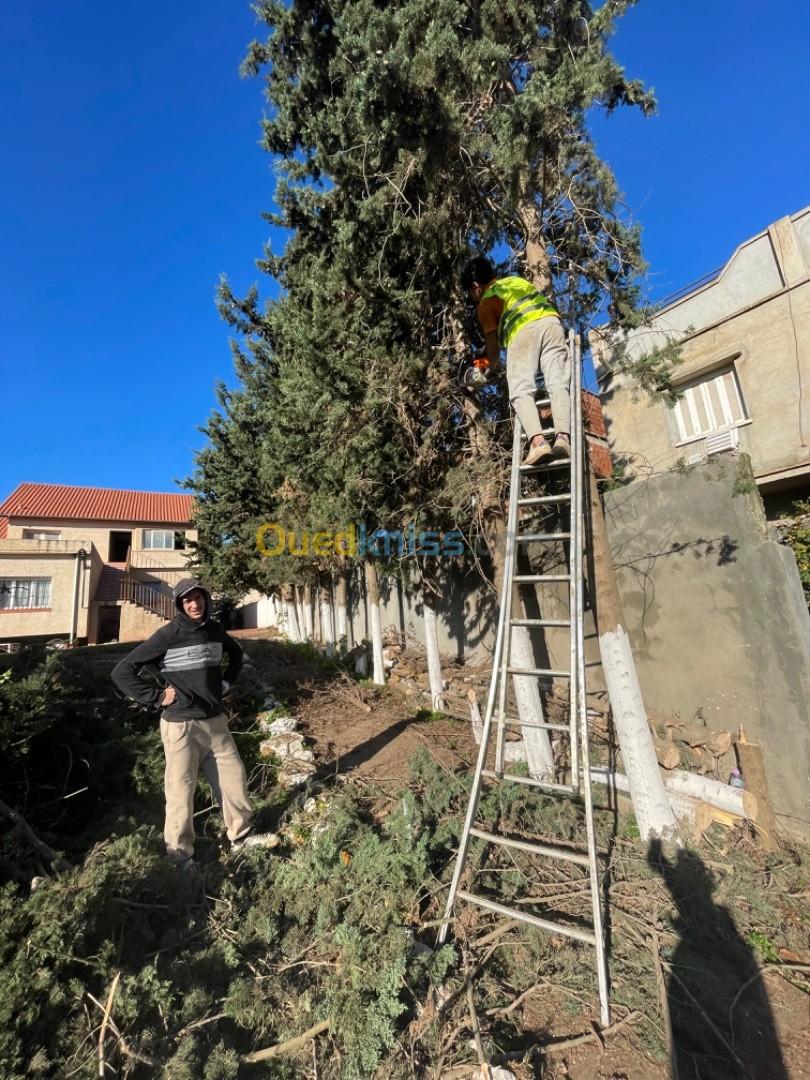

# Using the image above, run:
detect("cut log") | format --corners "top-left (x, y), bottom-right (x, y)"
top-left (653, 721), bottom-right (733, 756)
top-left (591, 767), bottom-right (757, 821)
top-left (653, 737), bottom-right (681, 771)
top-left (736, 730), bottom-right (779, 851)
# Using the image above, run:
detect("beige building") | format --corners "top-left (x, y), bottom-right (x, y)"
top-left (594, 208), bottom-right (810, 510)
top-left (0, 483), bottom-right (196, 646)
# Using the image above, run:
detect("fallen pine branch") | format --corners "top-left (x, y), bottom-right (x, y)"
top-left (0, 795), bottom-right (73, 872)
top-left (240, 1018), bottom-right (331, 1064)
top-left (540, 1009), bottom-right (640, 1054)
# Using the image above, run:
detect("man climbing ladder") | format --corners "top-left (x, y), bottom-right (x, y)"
top-left (461, 257), bottom-right (571, 464)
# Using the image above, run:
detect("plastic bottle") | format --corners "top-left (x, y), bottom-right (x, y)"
top-left (729, 767), bottom-right (745, 789)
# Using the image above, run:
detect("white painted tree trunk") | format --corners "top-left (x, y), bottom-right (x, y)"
top-left (320, 583), bottom-right (335, 657)
top-left (302, 583), bottom-right (315, 641)
top-left (589, 469), bottom-right (678, 840)
top-left (365, 561), bottom-right (386, 685)
top-left (590, 767), bottom-right (756, 820)
top-left (295, 586), bottom-right (306, 642)
top-left (335, 571), bottom-right (349, 653)
top-left (510, 624), bottom-right (555, 780)
top-left (423, 595), bottom-right (444, 711)
top-left (283, 585), bottom-right (302, 643)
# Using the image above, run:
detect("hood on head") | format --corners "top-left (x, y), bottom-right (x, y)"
top-left (173, 578), bottom-right (211, 622)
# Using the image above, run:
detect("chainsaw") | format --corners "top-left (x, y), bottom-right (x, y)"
top-left (458, 354), bottom-right (501, 390)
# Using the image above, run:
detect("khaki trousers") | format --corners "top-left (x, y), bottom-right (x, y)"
top-left (506, 315), bottom-right (571, 442)
top-left (160, 714), bottom-right (253, 862)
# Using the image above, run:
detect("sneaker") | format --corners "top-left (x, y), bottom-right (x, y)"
top-left (523, 437), bottom-right (552, 466)
top-left (551, 433), bottom-right (571, 458)
top-left (232, 831), bottom-right (280, 852)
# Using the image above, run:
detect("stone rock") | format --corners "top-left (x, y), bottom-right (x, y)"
top-left (258, 716), bottom-right (297, 735)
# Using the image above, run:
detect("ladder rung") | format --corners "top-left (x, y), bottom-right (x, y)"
top-left (508, 666), bottom-right (571, 678)
top-left (516, 532), bottom-right (571, 542)
top-left (481, 769), bottom-right (579, 796)
top-left (521, 428), bottom-right (557, 439)
top-left (468, 827), bottom-right (590, 867)
top-left (520, 460), bottom-right (570, 472)
top-left (510, 618), bottom-right (571, 628)
top-left (456, 891), bottom-right (596, 946)
top-left (501, 718), bottom-right (571, 733)
top-left (513, 574), bottom-right (570, 583)
top-left (517, 494), bottom-right (571, 506)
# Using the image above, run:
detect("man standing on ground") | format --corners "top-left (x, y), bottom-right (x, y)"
top-left (461, 257), bottom-right (571, 465)
top-left (112, 578), bottom-right (275, 869)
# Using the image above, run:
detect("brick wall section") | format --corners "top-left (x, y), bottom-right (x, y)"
top-left (587, 439), bottom-right (613, 480)
top-left (582, 390), bottom-right (607, 439)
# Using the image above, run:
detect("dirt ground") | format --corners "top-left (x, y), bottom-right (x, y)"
top-left (237, 634), bottom-right (810, 1080)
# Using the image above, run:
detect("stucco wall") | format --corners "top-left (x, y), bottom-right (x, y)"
top-left (4, 519), bottom-right (197, 564)
top-left (604, 455), bottom-right (810, 834)
top-left (0, 549), bottom-right (92, 640)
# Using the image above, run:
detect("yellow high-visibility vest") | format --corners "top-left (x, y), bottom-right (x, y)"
top-left (481, 276), bottom-right (557, 348)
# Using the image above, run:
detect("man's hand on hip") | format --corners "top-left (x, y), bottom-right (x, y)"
top-left (161, 687), bottom-right (177, 707)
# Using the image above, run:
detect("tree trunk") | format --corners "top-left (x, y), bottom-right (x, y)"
top-left (295, 586), bottom-right (306, 642)
top-left (365, 561), bottom-right (386, 685)
top-left (510, 624), bottom-right (555, 780)
top-left (335, 567), bottom-right (349, 653)
top-left (591, 767), bottom-right (757, 821)
top-left (422, 591), bottom-right (444, 711)
top-left (282, 583), bottom-right (301, 643)
top-left (588, 466), bottom-right (678, 840)
top-left (302, 583), bottom-right (315, 641)
top-left (320, 581), bottom-right (335, 657)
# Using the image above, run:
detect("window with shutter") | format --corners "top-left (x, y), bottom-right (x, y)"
top-left (672, 365), bottom-right (748, 444)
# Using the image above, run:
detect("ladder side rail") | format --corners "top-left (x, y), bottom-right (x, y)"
top-left (573, 333), bottom-right (611, 1027)
top-left (567, 330), bottom-right (581, 788)
top-left (437, 425), bottom-right (521, 945)
top-left (494, 421), bottom-right (524, 776)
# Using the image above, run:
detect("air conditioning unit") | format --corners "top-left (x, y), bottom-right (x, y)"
top-left (705, 428), bottom-right (739, 456)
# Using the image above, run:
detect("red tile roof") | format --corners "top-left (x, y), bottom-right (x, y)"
top-left (0, 517), bottom-right (7, 539)
top-left (0, 483), bottom-right (195, 525)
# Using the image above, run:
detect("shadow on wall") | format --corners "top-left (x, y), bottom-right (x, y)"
top-left (647, 840), bottom-right (789, 1080)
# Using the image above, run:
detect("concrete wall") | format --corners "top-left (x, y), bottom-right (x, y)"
top-left (604, 455), bottom-right (810, 834)
top-left (596, 208), bottom-right (810, 492)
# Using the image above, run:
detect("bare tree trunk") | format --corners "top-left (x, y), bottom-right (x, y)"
top-left (365, 560), bottom-right (386, 685)
top-left (588, 465), bottom-right (677, 840)
top-left (295, 586), bottom-right (306, 642)
top-left (320, 580), bottom-right (335, 657)
top-left (422, 590), bottom-right (444, 711)
top-left (302, 582), bottom-right (315, 641)
top-left (335, 566), bottom-right (349, 653)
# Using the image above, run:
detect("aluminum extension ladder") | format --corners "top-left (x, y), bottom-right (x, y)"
top-left (438, 333), bottom-right (610, 1027)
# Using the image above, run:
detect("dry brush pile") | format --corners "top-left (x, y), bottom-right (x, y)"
top-left (0, 646), bottom-right (808, 1078)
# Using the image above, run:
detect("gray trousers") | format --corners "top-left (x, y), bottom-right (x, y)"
top-left (506, 316), bottom-right (571, 441)
top-left (160, 714), bottom-right (253, 861)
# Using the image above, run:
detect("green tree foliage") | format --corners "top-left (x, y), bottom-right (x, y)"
top-left (190, 0), bottom-right (661, 593)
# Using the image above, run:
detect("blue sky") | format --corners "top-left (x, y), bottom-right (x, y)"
top-left (2, 0), bottom-right (808, 497)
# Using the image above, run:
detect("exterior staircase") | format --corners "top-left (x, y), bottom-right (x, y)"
top-left (95, 563), bottom-right (175, 622)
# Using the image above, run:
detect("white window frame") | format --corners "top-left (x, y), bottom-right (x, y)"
top-left (143, 529), bottom-right (173, 550)
top-left (0, 577), bottom-right (52, 610)
top-left (672, 365), bottom-right (750, 447)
